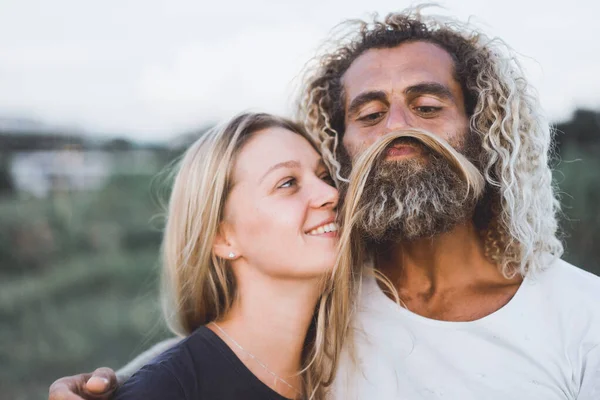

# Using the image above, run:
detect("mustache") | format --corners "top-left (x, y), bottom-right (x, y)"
top-left (353, 129), bottom-right (484, 198)
top-left (339, 129), bottom-right (485, 233)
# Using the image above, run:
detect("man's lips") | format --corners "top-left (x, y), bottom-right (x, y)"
top-left (385, 144), bottom-right (421, 158)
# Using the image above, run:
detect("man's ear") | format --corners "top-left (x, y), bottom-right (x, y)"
top-left (213, 222), bottom-right (239, 260)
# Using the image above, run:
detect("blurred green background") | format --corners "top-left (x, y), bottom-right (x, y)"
top-left (0, 110), bottom-right (599, 399)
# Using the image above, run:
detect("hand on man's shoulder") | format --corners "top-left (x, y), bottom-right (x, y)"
top-left (48, 367), bottom-right (117, 400)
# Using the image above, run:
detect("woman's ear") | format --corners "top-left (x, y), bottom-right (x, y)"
top-left (213, 222), bottom-right (240, 260)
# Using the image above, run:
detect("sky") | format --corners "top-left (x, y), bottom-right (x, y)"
top-left (0, 0), bottom-right (599, 141)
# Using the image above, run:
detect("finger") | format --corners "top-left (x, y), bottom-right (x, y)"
top-left (85, 377), bottom-right (110, 393)
top-left (85, 367), bottom-right (118, 394)
top-left (49, 378), bottom-right (89, 400)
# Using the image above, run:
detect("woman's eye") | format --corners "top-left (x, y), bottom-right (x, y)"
top-left (278, 178), bottom-right (296, 189)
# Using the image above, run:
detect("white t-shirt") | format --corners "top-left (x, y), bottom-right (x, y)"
top-left (332, 258), bottom-right (600, 399)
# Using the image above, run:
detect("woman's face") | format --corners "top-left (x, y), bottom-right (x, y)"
top-left (220, 127), bottom-right (339, 280)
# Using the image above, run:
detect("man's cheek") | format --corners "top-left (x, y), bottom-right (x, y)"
top-left (343, 136), bottom-right (366, 160)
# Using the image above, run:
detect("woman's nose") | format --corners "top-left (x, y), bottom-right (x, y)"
top-left (312, 179), bottom-right (339, 210)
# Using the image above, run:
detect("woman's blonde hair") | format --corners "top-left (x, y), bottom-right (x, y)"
top-left (161, 112), bottom-right (344, 399)
top-left (298, 7), bottom-right (563, 277)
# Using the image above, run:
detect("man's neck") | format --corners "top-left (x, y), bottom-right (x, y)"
top-left (376, 221), bottom-right (522, 321)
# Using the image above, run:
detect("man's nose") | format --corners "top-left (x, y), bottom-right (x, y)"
top-left (385, 104), bottom-right (412, 132)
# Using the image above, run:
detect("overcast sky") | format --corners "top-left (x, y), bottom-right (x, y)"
top-left (1, 0), bottom-right (599, 140)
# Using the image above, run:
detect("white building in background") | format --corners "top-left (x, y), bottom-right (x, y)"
top-left (8, 149), bottom-right (162, 198)
top-left (10, 150), bottom-right (111, 197)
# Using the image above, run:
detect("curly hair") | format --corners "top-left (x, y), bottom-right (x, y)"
top-left (297, 6), bottom-right (563, 277)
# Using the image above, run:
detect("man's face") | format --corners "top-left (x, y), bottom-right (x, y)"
top-left (340, 41), bottom-right (480, 242)
top-left (342, 41), bottom-right (469, 158)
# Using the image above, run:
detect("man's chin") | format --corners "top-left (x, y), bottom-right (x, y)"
top-left (356, 159), bottom-right (476, 244)
top-left (376, 216), bottom-right (464, 244)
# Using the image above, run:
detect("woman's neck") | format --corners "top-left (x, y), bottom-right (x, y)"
top-left (209, 267), bottom-right (323, 398)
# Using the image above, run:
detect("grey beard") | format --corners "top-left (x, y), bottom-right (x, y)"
top-left (355, 143), bottom-right (478, 243)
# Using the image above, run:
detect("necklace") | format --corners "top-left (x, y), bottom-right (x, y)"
top-left (210, 322), bottom-right (299, 394)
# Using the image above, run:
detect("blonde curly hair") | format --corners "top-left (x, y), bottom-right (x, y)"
top-left (297, 6), bottom-right (563, 277)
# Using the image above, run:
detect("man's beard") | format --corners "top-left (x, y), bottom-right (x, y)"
top-left (341, 131), bottom-right (482, 243)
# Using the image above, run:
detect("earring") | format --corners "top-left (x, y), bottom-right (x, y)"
top-left (228, 252), bottom-right (235, 258)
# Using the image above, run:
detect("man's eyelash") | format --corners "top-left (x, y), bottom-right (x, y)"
top-left (320, 174), bottom-right (335, 183)
top-left (358, 112), bottom-right (385, 121)
top-left (415, 106), bottom-right (442, 113)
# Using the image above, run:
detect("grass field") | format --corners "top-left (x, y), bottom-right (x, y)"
top-left (0, 175), bottom-right (172, 399)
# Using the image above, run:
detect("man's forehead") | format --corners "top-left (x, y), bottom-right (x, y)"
top-left (341, 41), bottom-right (457, 99)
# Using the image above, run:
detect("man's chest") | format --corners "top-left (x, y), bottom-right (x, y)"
top-left (333, 321), bottom-right (577, 400)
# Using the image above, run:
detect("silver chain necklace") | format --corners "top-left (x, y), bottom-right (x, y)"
top-left (210, 322), bottom-right (299, 394)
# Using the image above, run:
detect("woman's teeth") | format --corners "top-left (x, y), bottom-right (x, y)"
top-left (308, 222), bottom-right (338, 236)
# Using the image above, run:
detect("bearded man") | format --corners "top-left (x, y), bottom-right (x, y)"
top-left (49, 8), bottom-right (600, 400)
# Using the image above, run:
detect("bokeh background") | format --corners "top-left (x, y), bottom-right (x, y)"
top-left (1, 1), bottom-right (599, 399)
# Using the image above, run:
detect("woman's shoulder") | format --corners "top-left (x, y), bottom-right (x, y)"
top-left (113, 326), bottom-right (220, 400)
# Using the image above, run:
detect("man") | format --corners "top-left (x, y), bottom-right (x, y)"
top-left (49, 7), bottom-right (600, 399)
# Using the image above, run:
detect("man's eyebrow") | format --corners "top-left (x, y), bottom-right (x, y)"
top-left (259, 160), bottom-right (301, 183)
top-left (347, 90), bottom-right (389, 117)
top-left (405, 82), bottom-right (454, 101)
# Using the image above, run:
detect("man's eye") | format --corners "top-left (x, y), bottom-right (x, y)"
top-left (358, 112), bottom-right (385, 122)
top-left (278, 178), bottom-right (296, 189)
top-left (320, 174), bottom-right (336, 186)
top-left (415, 106), bottom-right (442, 115)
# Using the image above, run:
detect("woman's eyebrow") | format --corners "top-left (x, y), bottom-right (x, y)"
top-left (259, 160), bottom-right (300, 183)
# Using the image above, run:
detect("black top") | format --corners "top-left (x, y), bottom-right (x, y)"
top-left (113, 326), bottom-right (293, 400)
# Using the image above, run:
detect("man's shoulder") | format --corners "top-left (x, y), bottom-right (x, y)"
top-left (526, 257), bottom-right (600, 331)
top-left (534, 258), bottom-right (600, 362)
top-left (533, 256), bottom-right (600, 299)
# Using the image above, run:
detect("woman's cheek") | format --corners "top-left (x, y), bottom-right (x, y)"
top-left (262, 200), bottom-right (305, 239)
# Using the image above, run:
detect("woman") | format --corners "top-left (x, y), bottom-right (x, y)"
top-left (113, 113), bottom-right (347, 400)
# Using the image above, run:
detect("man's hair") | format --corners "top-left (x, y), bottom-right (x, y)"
top-left (297, 6), bottom-right (563, 277)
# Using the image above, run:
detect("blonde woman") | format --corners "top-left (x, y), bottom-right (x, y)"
top-left (112, 113), bottom-right (344, 400)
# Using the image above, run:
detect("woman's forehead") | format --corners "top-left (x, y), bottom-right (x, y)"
top-left (233, 128), bottom-right (321, 180)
